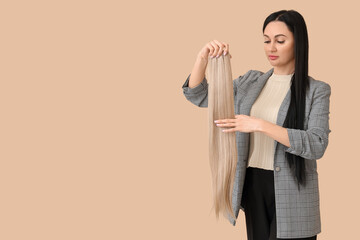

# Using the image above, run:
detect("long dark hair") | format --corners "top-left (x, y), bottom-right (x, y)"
top-left (262, 10), bottom-right (310, 190)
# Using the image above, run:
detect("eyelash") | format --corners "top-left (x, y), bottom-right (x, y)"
top-left (264, 41), bottom-right (285, 44)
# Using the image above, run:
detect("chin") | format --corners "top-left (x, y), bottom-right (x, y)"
top-left (268, 62), bottom-right (278, 67)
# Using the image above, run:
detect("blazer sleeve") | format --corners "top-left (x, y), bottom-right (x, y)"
top-left (181, 73), bottom-right (210, 108)
top-left (284, 83), bottom-right (332, 160)
top-left (181, 70), bottom-right (253, 108)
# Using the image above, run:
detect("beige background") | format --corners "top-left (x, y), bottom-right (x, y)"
top-left (1, 0), bottom-right (358, 239)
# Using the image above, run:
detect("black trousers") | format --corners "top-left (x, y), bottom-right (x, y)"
top-left (240, 167), bottom-right (317, 240)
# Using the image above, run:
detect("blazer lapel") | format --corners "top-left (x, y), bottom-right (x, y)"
top-left (274, 82), bottom-right (291, 152)
top-left (241, 68), bottom-right (274, 116)
top-left (276, 88), bottom-right (291, 126)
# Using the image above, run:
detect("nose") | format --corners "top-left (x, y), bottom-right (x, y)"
top-left (270, 42), bottom-right (277, 52)
top-left (265, 41), bottom-right (277, 53)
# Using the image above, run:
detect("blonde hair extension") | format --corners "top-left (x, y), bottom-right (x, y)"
top-left (206, 54), bottom-right (238, 221)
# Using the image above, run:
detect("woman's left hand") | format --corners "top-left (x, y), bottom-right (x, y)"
top-left (214, 115), bottom-right (262, 133)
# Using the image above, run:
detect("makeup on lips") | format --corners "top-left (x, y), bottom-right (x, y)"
top-left (269, 55), bottom-right (278, 60)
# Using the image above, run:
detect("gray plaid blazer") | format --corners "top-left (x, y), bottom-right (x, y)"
top-left (181, 68), bottom-right (331, 238)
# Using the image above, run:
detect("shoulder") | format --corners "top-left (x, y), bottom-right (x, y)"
top-left (308, 76), bottom-right (331, 99)
top-left (233, 69), bottom-right (265, 89)
top-left (309, 75), bottom-right (331, 90)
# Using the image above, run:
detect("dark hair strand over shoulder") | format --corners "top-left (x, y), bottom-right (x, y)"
top-left (263, 10), bottom-right (310, 190)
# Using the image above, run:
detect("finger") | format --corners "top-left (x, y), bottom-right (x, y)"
top-left (215, 118), bottom-right (236, 123)
top-left (216, 123), bottom-right (235, 127)
top-left (210, 41), bottom-right (219, 57)
top-left (223, 43), bottom-right (229, 56)
top-left (213, 39), bottom-right (226, 57)
top-left (222, 128), bottom-right (235, 133)
top-left (207, 43), bottom-right (215, 57)
top-left (214, 119), bottom-right (226, 123)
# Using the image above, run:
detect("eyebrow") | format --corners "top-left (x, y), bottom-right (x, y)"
top-left (263, 34), bottom-right (287, 38)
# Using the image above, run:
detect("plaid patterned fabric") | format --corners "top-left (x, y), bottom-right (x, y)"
top-left (181, 68), bottom-right (331, 238)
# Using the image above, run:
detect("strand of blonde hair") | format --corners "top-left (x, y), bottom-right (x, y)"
top-left (206, 54), bottom-right (237, 221)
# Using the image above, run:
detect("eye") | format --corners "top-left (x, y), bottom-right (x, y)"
top-left (264, 40), bottom-right (285, 44)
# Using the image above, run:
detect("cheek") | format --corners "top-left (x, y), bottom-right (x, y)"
top-left (283, 44), bottom-right (295, 58)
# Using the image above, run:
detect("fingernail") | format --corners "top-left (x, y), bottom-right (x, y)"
top-left (216, 55), bottom-right (219, 58)
top-left (214, 120), bottom-right (218, 123)
top-left (223, 51), bottom-right (227, 56)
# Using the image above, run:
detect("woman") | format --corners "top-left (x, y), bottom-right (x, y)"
top-left (181, 10), bottom-right (331, 240)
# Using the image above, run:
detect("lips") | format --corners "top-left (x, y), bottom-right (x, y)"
top-left (269, 55), bottom-right (278, 60)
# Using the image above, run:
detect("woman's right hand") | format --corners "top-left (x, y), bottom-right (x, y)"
top-left (197, 40), bottom-right (232, 61)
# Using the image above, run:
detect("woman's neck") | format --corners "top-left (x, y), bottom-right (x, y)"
top-left (273, 61), bottom-right (295, 75)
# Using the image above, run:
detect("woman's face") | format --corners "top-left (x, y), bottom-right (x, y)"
top-left (263, 21), bottom-right (295, 72)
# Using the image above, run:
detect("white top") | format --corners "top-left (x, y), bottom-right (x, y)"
top-left (247, 72), bottom-right (294, 170)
